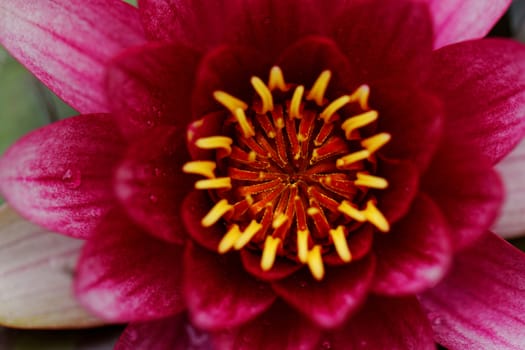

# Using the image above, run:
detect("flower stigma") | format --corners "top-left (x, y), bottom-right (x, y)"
top-left (184, 67), bottom-right (391, 280)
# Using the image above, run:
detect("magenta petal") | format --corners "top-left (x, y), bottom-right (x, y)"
top-left (424, 0), bottom-right (511, 48)
top-left (115, 127), bottom-right (193, 243)
top-left (272, 255), bottom-right (375, 329)
top-left (419, 232), bottom-right (525, 349)
top-left (429, 39), bottom-right (525, 164)
top-left (107, 42), bottom-right (201, 137)
top-left (323, 296), bottom-right (434, 350)
top-left (183, 242), bottom-right (276, 330)
top-left (116, 315), bottom-right (212, 350)
top-left (0, 0), bottom-right (145, 113)
top-left (0, 114), bottom-right (125, 238)
top-left (75, 210), bottom-right (185, 322)
top-left (372, 194), bottom-right (452, 296)
top-left (213, 300), bottom-right (321, 350)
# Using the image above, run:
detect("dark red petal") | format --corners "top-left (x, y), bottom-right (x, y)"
top-left (115, 126), bottom-right (193, 243)
top-left (419, 232), bottom-right (525, 349)
top-left (75, 210), bottom-right (185, 322)
top-left (192, 45), bottom-right (269, 117)
top-left (116, 314), bottom-right (212, 350)
top-left (182, 190), bottom-right (223, 251)
top-left (183, 242), bottom-right (276, 330)
top-left (213, 300), bottom-right (321, 350)
top-left (272, 255), bottom-right (375, 329)
top-left (332, 0), bottom-right (433, 84)
top-left (372, 194), bottom-right (452, 296)
top-left (422, 146), bottom-right (503, 251)
top-left (0, 0), bottom-right (145, 113)
top-left (429, 38), bottom-right (525, 164)
top-left (0, 114), bottom-right (125, 238)
top-left (107, 42), bottom-right (201, 138)
top-left (240, 250), bottom-right (301, 282)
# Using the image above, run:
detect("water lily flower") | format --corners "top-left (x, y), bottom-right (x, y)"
top-left (0, 0), bottom-right (524, 349)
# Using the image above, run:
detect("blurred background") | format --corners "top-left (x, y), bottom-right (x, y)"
top-left (0, 0), bottom-right (524, 349)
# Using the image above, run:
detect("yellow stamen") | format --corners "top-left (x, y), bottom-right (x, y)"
top-left (268, 66), bottom-right (287, 91)
top-left (348, 84), bottom-right (371, 110)
top-left (260, 236), bottom-right (282, 271)
top-left (182, 161), bottom-right (216, 179)
top-left (363, 200), bottom-right (390, 232)
top-left (248, 151), bottom-right (257, 162)
top-left (338, 200), bottom-right (366, 222)
top-left (234, 220), bottom-right (263, 249)
top-left (195, 136), bottom-right (233, 154)
top-left (341, 110), bottom-right (378, 139)
top-left (307, 70), bottom-right (331, 106)
top-left (272, 213), bottom-right (288, 229)
top-left (218, 225), bottom-right (242, 253)
top-left (320, 95), bottom-right (351, 123)
top-left (234, 108), bottom-right (255, 138)
top-left (213, 91), bottom-right (248, 114)
top-left (361, 133), bottom-right (391, 153)
top-left (336, 150), bottom-right (370, 169)
top-left (307, 245), bottom-right (324, 280)
top-left (195, 177), bottom-right (232, 190)
top-left (297, 229), bottom-right (309, 263)
top-left (355, 172), bottom-right (388, 189)
top-left (201, 199), bottom-right (233, 227)
top-left (329, 226), bottom-right (352, 262)
top-left (251, 76), bottom-right (274, 113)
top-left (289, 85), bottom-right (304, 119)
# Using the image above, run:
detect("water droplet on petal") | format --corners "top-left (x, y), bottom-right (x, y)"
top-left (321, 340), bottom-right (332, 349)
top-left (149, 194), bottom-right (158, 203)
top-left (432, 317), bottom-right (443, 326)
top-left (154, 167), bottom-right (162, 177)
top-left (62, 169), bottom-right (82, 189)
top-left (299, 280), bottom-right (308, 288)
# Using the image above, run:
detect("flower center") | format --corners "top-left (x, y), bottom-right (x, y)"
top-left (184, 67), bottom-right (391, 280)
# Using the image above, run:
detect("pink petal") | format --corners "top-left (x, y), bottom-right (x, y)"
top-left (0, 114), bottom-right (126, 238)
top-left (0, 205), bottom-right (103, 329)
top-left (419, 232), bottom-right (525, 349)
top-left (115, 126), bottom-right (194, 243)
top-left (494, 139), bottom-right (525, 238)
top-left (322, 296), bottom-right (434, 350)
top-left (429, 38), bottom-right (525, 164)
top-left (183, 242), bottom-right (276, 330)
top-left (272, 255), bottom-right (375, 329)
top-left (372, 194), bottom-right (452, 296)
top-left (0, 0), bottom-right (145, 113)
top-left (116, 314), bottom-right (212, 350)
top-left (213, 301), bottom-right (321, 350)
top-left (107, 42), bottom-right (201, 137)
top-left (75, 210), bottom-right (185, 322)
top-left (423, 0), bottom-right (511, 48)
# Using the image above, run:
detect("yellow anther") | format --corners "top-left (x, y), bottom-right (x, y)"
top-left (306, 207), bottom-right (320, 216)
top-left (248, 151), bottom-right (257, 162)
top-left (182, 161), bottom-right (216, 179)
top-left (320, 95), bottom-right (351, 123)
top-left (355, 172), bottom-right (388, 189)
top-left (329, 226), bottom-right (352, 262)
top-left (289, 85), bottom-right (304, 119)
top-left (213, 91), bottom-right (248, 114)
top-left (201, 199), bottom-right (233, 227)
top-left (234, 220), bottom-right (263, 249)
top-left (260, 236), bottom-right (282, 271)
top-left (272, 213), bottom-right (288, 229)
top-left (341, 110), bottom-right (379, 139)
top-left (363, 200), bottom-right (390, 232)
top-left (195, 136), bottom-right (233, 154)
top-left (348, 84), bottom-right (371, 110)
top-left (307, 70), bottom-right (331, 106)
top-left (297, 229), bottom-right (309, 263)
top-left (361, 133), bottom-right (391, 153)
top-left (195, 177), bottom-right (232, 190)
top-left (268, 66), bottom-right (287, 91)
top-left (234, 108), bottom-right (255, 138)
top-left (218, 225), bottom-right (242, 253)
top-left (336, 150), bottom-right (370, 169)
top-left (338, 200), bottom-right (366, 222)
top-left (307, 245), bottom-right (325, 280)
top-left (251, 76), bottom-right (274, 113)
